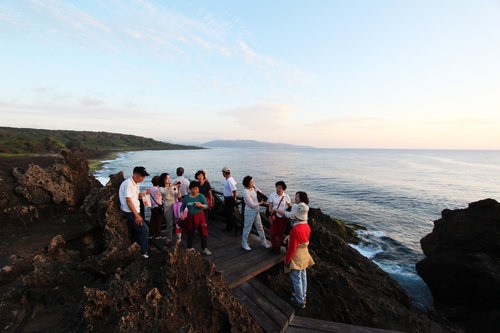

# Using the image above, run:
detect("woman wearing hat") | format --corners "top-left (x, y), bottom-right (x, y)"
top-left (276, 191), bottom-right (315, 309)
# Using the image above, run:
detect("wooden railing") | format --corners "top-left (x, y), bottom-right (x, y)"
top-left (212, 190), bottom-right (271, 230)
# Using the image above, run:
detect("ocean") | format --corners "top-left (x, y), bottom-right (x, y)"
top-left (93, 147), bottom-right (500, 309)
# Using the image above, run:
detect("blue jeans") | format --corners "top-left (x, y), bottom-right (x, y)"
top-left (124, 212), bottom-right (149, 255)
top-left (242, 208), bottom-right (266, 247)
top-left (290, 268), bottom-right (307, 305)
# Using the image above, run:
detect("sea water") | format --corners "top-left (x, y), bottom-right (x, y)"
top-left (93, 148), bottom-right (500, 308)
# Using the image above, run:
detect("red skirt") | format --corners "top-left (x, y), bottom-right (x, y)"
top-left (180, 212), bottom-right (208, 236)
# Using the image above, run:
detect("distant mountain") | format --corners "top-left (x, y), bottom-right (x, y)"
top-left (200, 139), bottom-right (311, 149)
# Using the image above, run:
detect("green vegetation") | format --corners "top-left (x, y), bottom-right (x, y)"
top-left (0, 127), bottom-right (201, 155)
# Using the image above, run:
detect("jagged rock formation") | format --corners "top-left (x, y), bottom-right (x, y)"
top-left (0, 150), bottom-right (467, 332)
top-left (1, 149), bottom-right (100, 228)
top-left (259, 208), bottom-right (461, 332)
top-left (417, 198), bottom-right (500, 332)
top-left (0, 151), bottom-right (260, 332)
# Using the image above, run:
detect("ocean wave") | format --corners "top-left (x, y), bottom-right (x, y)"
top-left (349, 243), bottom-right (383, 259)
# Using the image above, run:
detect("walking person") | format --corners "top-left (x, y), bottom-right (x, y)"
top-left (276, 191), bottom-right (314, 309)
top-left (268, 181), bottom-right (292, 253)
top-left (241, 175), bottom-right (271, 251)
top-left (222, 166), bottom-right (238, 234)
top-left (148, 175), bottom-right (164, 240)
top-left (118, 166), bottom-right (150, 258)
top-left (179, 181), bottom-right (212, 255)
top-left (159, 172), bottom-right (180, 245)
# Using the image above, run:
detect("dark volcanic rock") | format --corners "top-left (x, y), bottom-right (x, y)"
top-left (0, 151), bottom-right (464, 332)
top-left (259, 208), bottom-right (461, 333)
top-left (416, 198), bottom-right (500, 332)
top-left (1, 149), bottom-right (100, 228)
top-left (0, 153), bottom-right (262, 332)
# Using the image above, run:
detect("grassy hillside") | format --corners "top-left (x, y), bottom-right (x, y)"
top-left (0, 127), bottom-right (200, 155)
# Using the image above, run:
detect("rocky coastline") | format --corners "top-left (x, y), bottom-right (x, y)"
top-left (0, 149), bottom-right (496, 332)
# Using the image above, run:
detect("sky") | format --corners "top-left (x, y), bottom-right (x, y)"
top-left (1, 1), bottom-right (500, 149)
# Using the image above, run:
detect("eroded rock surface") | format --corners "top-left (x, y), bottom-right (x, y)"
top-left (0, 150), bottom-right (470, 332)
top-left (417, 198), bottom-right (500, 332)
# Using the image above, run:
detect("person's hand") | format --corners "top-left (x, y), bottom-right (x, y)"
top-left (283, 235), bottom-right (290, 245)
top-left (180, 213), bottom-right (185, 220)
top-left (135, 215), bottom-right (143, 226)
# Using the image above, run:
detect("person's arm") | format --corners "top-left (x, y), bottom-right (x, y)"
top-left (243, 189), bottom-right (259, 209)
top-left (285, 229), bottom-right (298, 264)
top-left (208, 189), bottom-right (213, 207)
top-left (276, 209), bottom-right (291, 218)
top-left (195, 194), bottom-right (208, 209)
top-left (180, 197), bottom-right (188, 219)
top-left (126, 197), bottom-right (143, 225)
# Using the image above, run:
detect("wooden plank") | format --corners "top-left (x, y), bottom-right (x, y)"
top-left (234, 281), bottom-right (292, 333)
top-left (224, 258), bottom-right (283, 289)
top-left (289, 316), bottom-right (403, 333)
top-left (247, 279), bottom-right (295, 325)
top-left (233, 285), bottom-right (282, 333)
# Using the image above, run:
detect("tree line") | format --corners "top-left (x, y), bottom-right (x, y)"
top-left (0, 127), bottom-right (201, 155)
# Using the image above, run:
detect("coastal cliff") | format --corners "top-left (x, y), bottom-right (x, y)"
top-left (0, 150), bottom-right (464, 332)
top-left (417, 198), bottom-right (500, 332)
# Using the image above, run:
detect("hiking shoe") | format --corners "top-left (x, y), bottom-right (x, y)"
top-left (141, 253), bottom-right (149, 259)
top-left (203, 248), bottom-right (212, 256)
top-left (261, 240), bottom-right (271, 248)
top-left (242, 244), bottom-right (251, 251)
top-left (290, 299), bottom-right (305, 309)
top-left (289, 297), bottom-right (306, 304)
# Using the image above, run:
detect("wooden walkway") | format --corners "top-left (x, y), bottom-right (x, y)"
top-left (152, 214), bottom-right (402, 333)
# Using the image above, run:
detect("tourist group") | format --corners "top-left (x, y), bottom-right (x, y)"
top-left (118, 165), bottom-right (315, 308)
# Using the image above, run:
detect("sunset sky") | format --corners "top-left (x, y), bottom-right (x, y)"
top-left (1, 1), bottom-right (499, 149)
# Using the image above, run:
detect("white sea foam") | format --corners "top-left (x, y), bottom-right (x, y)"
top-left (349, 243), bottom-right (383, 259)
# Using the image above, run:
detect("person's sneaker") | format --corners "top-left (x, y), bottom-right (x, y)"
top-left (141, 253), bottom-right (149, 259)
top-left (290, 299), bottom-right (305, 309)
top-left (242, 244), bottom-right (251, 251)
top-left (261, 240), bottom-right (271, 248)
top-left (203, 248), bottom-right (212, 256)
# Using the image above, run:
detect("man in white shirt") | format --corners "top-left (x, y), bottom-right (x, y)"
top-left (222, 166), bottom-right (238, 234)
top-left (119, 166), bottom-right (150, 258)
top-left (173, 167), bottom-right (190, 198)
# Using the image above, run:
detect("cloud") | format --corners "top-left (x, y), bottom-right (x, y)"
top-left (220, 103), bottom-right (296, 132)
top-left (79, 96), bottom-right (104, 107)
top-left (1, 1), bottom-right (307, 83)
